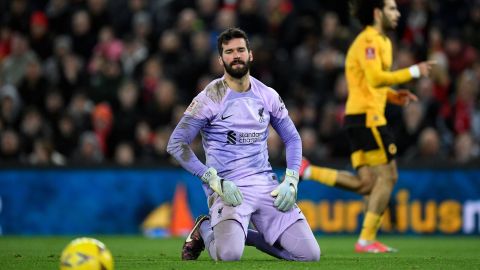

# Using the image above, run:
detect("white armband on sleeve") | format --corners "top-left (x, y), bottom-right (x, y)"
top-left (409, 65), bottom-right (420, 78)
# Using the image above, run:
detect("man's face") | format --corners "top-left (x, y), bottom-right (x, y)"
top-left (381, 0), bottom-right (401, 30)
top-left (219, 38), bottom-right (252, 79)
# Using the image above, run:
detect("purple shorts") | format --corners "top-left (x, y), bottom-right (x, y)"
top-left (208, 175), bottom-right (305, 245)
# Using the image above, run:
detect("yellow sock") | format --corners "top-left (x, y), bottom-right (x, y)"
top-left (359, 212), bottom-right (381, 242)
top-left (310, 166), bottom-right (338, 186)
top-left (376, 214), bottom-right (384, 231)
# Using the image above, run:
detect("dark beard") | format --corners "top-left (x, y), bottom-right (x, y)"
top-left (382, 15), bottom-right (395, 31)
top-left (223, 59), bottom-right (251, 79)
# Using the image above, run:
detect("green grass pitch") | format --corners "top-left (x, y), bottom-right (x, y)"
top-left (1, 235), bottom-right (479, 269)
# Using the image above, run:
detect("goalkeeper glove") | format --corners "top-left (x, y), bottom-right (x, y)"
top-left (201, 167), bottom-right (243, 207)
top-left (270, 169), bottom-right (299, 212)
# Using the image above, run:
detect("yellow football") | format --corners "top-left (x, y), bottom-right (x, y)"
top-left (60, 237), bottom-right (114, 270)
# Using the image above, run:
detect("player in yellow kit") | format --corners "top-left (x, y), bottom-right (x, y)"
top-left (300, 0), bottom-right (435, 253)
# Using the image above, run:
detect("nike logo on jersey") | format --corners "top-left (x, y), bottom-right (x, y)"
top-left (221, 114), bottom-right (233, 120)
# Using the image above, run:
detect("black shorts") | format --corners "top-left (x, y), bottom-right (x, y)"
top-left (346, 125), bottom-right (397, 169)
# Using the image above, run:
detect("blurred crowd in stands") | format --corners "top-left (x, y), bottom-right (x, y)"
top-left (0, 0), bottom-right (479, 166)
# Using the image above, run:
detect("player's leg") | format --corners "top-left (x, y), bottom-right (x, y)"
top-left (367, 161), bottom-right (398, 214)
top-left (202, 189), bottom-right (255, 261)
top-left (276, 219), bottom-right (320, 261)
top-left (243, 185), bottom-right (307, 261)
top-left (301, 161), bottom-right (367, 193)
top-left (355, 126), bottom-right (398, 253)
top-left (356, 161), bottom-right (397, 251)
top-left (248, 220), bottom-right (320, 261)
top-left (204, 219), bottom-right (246, 261)
top-left (300, 129), bottom-right (376, 195)
top-left (181, 216), bottom-right (246, 261)
top-left (245, 229), bottom-right (297, 260)
top-left (250, 184), bottom-right (320, 261)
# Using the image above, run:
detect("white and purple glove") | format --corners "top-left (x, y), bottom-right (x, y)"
top-left (270, 169), bottom-right (299, 212)
top-left (201, 167), bottom-right (243, 207)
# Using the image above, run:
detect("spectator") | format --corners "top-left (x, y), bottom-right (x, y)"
top-left (145, 79), bottom-right (177, 129)
top-left (0, 129), bottom-right (22, 163)
top-left (86, 0), bottom-right (112, 36)
top-left (156, 30), bottom-right (189, 93)
top-left (0, 84), bottom-right (22, 128)
top-left (121, 34), bottom-right (148, 77)
top-left (45, 0), bottom-right (71, 35)
top-left (44, 35), bottom-right (72, 85)
top-left (29, 11), bottom-right (53, 61)
top-left (89, 26), bottom-right (123, 74)
top-left (0, 26), bottom-right (12, 63)
top-left (110, 0), bottom-right (149, 38)
top-left (111, 79), bottom-right (141, 149)
top-left (452, 132), bottom-right (479, 164)
top-left (237, 0), bottom-right (268, 37)
top-left (151, 127), bottom-right (172, 163)
top-left (114, 142), bottom-right (135, 166)
top-left (444, 31), bottom-right (477, 78)
top-left (300, 126), bottom-right (326, 163)
top-left (464, 2), bottom-right (480, 50)
top-left (196, 0), bottom-right (219, 30)
top-left (58, 53), bottom-right (87, 102)
top-left (131, 11), bottom-right (155, 51)
top-left (5, 0), bottom-right (30, 34)
top-left (449, 70), bottom-right (478, 135)
top-left (139, 57), bottom-right (164, 104)
top-left (134, 120), bottom-right (155, 162)
top-left (19, 107), bottom-right (51, 154)
top-left (72, 131), bottom-right (104, 164)
top-left (54, 113), bottom-right (79, 159)
top-left (28, 138), bottom-right (66, 165)
top-left (17, 57), bottom-right (48, 109)
top-left (68, 91), bottom-right (94, 131)
top-left (0, 32), bottom-right (37, 86)
top-left (404, 127), bottom-right (447, 163)
top-left (175, 8), bottom-right (200, 51)
top-left (46, 90), bottom-right (65, 121)
top-left (71, 9), bottom-right (97, 61)
top-left (395, 102), bottom-right (425, 156)
top-left (186, 31), bottom-right (213, 100)
top-left (88, 58), bottom-right (123, 104)
top-left (91, 102), bottom-right (113, 157)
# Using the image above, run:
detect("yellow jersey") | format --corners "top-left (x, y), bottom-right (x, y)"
top-left (344, 26), bottom-right (413, 127)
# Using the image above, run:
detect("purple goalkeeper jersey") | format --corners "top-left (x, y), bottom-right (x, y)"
top-left (168, 75), bottom-right (301, 187)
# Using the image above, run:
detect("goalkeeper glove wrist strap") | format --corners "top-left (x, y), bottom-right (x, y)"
top-left (285, 168), bottom-right (299, 179)
top-left (201, 167), bottom-right (217, 183)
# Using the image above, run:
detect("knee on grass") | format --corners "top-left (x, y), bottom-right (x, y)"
top-left (216, 245), bottom-right (243, 261)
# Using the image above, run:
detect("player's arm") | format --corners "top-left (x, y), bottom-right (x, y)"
top-left (167, 114), bottom-right (243, 206)
top-left (167, 115), bottom-right (208, 177)
top-left (362, 41), bottom-right (436, 87)
top-left (270, 115), bottom-right (301, 211)
top-left (387, 88), bottom-right (418, 106)
top-left (362, 41), bottom-right (416, 87)
top-left (270, 116), bottom-right (302, 171)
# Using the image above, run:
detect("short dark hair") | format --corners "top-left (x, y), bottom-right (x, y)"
top-left (350, 0), bottom-right (385, 26)
top-left (217, 28), bottom-right (250, 56)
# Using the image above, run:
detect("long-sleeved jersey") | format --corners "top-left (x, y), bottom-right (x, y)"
top-left (344, 26), bottom-right (414, 127)
top-left (167, 76), bottom-right (301, 187)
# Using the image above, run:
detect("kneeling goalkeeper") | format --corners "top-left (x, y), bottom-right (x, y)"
top-left (167, 27), bottom-right (320, 261)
